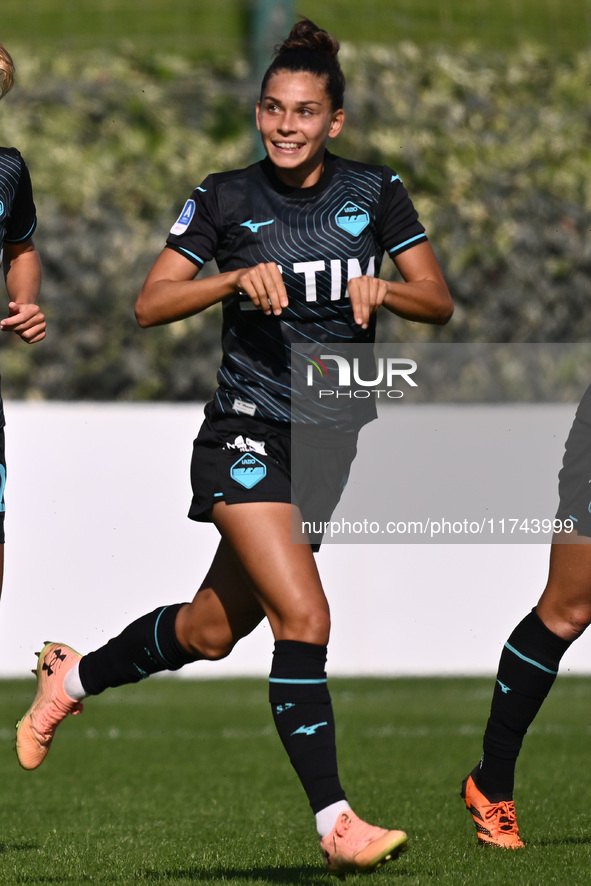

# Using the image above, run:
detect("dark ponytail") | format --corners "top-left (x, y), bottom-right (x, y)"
top-left (260, 18), bottom-right (345, 110)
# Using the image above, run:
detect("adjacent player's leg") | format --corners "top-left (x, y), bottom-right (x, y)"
top-left (15, 538), bottom-right (266, 770)
top-left (463, 535), bottom-right (591, 848)
top-left (463, 388), bottom-right (591, 847)
top-left (212, 499), bottom-right (407, 875)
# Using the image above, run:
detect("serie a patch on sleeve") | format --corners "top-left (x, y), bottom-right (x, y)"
top-left (170, 199), bottom-right (196, 235)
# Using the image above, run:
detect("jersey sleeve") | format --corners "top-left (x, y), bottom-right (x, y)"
top-left (165, 174), bottom-right (222, 268)
top-left (376, 167), bottom-right (427, 259)
top-left (4, 153), bottom-right (37, 244)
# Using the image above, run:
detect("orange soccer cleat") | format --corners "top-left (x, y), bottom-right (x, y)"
top-left (320, 810), bottom-right (407, 878)
top-left (16, 642), bottom-right (84, 770)
top-left (461, 772), bottom-right (525, 849)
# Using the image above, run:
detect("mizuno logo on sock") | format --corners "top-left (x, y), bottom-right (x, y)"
top-left (291, 722), bottom-right (328, 736)
top-left (497, 680), bottom-right (511, 694)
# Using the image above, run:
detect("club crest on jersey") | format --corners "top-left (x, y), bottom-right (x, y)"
top-left (335, 202), bottom-right (370, 237)
top-left (170, 199), bottom-right (195, 235)
top-left (230, 453), bottom-right (267, 489)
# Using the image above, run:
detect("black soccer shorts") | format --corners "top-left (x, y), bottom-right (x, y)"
top-left (188, 405), bottom-right (357, 549)
top-left (555, 383), bottom-right (591, 538)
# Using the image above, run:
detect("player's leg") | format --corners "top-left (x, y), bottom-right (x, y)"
top-left (77, 538), bottom-right (267, 695)
top-left (15, 538), bottom-right (265, 770)
top-left (212, 499), bottom-right (407, 874)
top-left (463, 388), bottom-right (591, 847)
top-left (463, 535), bottom-right (591, 847)
top-left (175, 538), bottom-right (265, 658)
top-left (536, 534), bottom-right (591, 639)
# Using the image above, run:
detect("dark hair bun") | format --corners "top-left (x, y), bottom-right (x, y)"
top-left (277, 18), bottom-right (340, 58)
top-left (261, 17), bottom-right (345, 110)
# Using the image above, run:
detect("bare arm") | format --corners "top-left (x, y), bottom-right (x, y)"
top-left (347, 241), bottom-right (453, 329)
top-left (135, 247), bottom-right (288, 328)
top-left (2, 239), bottom-right (45, 343)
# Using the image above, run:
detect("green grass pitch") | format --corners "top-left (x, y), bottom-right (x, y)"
top-left (0, 676), bottom-right (590, 884)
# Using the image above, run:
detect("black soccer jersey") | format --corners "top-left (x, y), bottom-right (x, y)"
top-left (166, 151), bottom-right (427, 426)
top-left (0, 148), bottom-right (37, 430)
top-left (0, 148), bottom-right (37, 261)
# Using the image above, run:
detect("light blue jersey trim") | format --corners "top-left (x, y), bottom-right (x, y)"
top-left (269, 677), bottom-right (327, 685)
top-left (178, 246), bottom-right (205, 264)
top-left (388, 233), bottom-right (425, 254)
top-left (505, 641), bottom-right (558, 675)
top-left (154, 606), bottom-right (173, 668)
top-left (5, 218), bottom-right (37, 244)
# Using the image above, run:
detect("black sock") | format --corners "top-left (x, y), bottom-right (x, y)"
top-left (269, 639), bottom-right (346, 813)
top-left (478, 609), bottom-right (571, 799)
top-left (79, 603), bottom-right (196, 695)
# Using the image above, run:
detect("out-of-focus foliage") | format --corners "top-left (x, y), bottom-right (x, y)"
top-left (337, 43), bottom-right (591, 349)
top-left (1, 46), bottom-right (254, 401)
top-left (0, 41), bottom-right (589, 401)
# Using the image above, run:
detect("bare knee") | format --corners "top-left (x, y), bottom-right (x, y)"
top-left (537, 599), bottom-right (591, 642)
top-left (273, 607), bottom-right (331, 645)
top-left (556, 606), bottom-right (591, 641)
top-left (175, 602), bottom-right (237, 661)
top-left (538, 542), bottom-right (591, 641)
top-left (190, 636), bottom-right (235, 661)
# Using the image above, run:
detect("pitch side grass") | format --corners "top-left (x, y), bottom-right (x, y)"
top-left (0, 676), bottom-right (590, 884)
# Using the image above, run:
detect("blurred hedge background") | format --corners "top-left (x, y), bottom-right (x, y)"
top-left (1, 0), bottom-right (591, 401)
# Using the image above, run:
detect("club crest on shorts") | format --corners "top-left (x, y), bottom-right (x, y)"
top-left (230, 453), bottom-right (267, 489)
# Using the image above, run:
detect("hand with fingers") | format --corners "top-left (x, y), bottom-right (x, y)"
top-left (236, 262), bottom-right (289, 316)
top-left (347, 275), bottom-right (389, 329)
top-left (0, 301), bottom-right (46, 343)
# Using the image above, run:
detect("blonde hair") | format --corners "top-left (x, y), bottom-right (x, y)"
top-left (0, 44), bottom-right (15, 99)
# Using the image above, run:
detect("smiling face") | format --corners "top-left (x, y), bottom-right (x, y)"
top-left (256, 70), bottom-right (345, 189)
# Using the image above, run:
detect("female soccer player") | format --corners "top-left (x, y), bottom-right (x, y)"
top-left (16, 20), bottom-right (452, 876)
top-left (462, 386), bottom-right (591, 849)
top-left (0, 45), bottom-right (46, 596)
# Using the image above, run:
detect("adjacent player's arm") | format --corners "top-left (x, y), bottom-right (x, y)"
top-left (1, 238), bottom-right (45, 343)
top-left (135, 247), bottom-right (288, 327)
top-left (347, 241), bottom-right (453, 329)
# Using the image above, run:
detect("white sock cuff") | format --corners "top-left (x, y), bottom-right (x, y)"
top-left (315, 799), bottom-right (351, 838)
top-left (63, 660), bottom-right (87, 702)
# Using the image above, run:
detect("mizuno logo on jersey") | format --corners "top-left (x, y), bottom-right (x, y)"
top-left (240, 218), bottom-right (275, 233)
